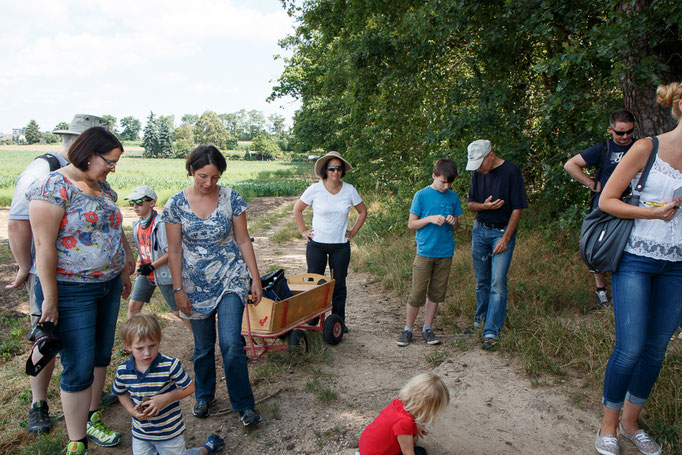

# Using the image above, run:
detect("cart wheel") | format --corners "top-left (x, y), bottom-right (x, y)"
top-left (288, 329), bottom-right (309, 353)
top-left (323, 314), bottom-right (344, 345)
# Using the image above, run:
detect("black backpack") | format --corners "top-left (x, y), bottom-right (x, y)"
top-left (34, 153), bottom-right (63, 172)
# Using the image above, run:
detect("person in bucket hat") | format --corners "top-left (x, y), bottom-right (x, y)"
top-left (293, 151), bottom-right (367, 333)
top-left (7, 114), bottom-right (112, 437)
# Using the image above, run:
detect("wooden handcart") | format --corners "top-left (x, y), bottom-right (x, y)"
top-left (241, 273), bottom-right (343, 359)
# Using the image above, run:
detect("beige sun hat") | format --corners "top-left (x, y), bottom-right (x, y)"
top-left (53, 114), bottom-right (109, 135)
top-left (313, 151), bottom-right (353, 179)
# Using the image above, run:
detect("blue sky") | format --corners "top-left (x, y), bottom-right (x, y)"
top-left (0, 0), bottom-right (300, 134)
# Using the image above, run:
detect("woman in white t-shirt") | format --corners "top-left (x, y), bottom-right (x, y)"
top-left (293, 152), bottom-right (367, 333)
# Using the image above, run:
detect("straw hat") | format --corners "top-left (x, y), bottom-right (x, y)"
top-left (313, 151), bottom-right (353, 179)
top-left (53, 114), bottom-right (109, 135)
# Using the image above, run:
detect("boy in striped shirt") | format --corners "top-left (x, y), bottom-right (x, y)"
top-left (113, 313), bottom-right (224, 454)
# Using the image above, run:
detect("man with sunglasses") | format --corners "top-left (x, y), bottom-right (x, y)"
top-left (125, 186), bottom-right (190, 330)
top-left (564, 109), bottom-right (636, 307)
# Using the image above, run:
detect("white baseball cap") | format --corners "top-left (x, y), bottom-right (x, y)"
top-left (125, 185), bottom-right (157, 201)
top-left (466, 139), bottom-right (492, 171)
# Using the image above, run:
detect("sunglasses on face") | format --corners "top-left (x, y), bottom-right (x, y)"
top-left (327, 166), bottom-right (343, 172)
top-left (129, 198), bottom-right (151, 207)
top-left (97, 154), bottom-right (118, 169)
top-left (612, 127), bottom-right (634, 136)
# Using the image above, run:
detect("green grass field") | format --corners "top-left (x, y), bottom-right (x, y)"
top-left (0, 148), bottom-right (314, 206)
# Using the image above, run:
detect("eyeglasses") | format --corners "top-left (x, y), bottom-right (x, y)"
top-left (611, 127), bottom-right (634, 136)
top-left (97, 154), bottom-right (118, 169)
top-left (327, 166), bottom-right (343, 172)
top-left (128, 198), bottom-right (150, 206)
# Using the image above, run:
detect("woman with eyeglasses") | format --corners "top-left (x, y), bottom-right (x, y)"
top-left (28, 126), bottom-right (135, 454)
top-left (293, 151), bottom-right (368, 333)
top-left (594, 82), bottom-right (682, 455)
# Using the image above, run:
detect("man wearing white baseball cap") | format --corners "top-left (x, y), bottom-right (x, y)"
top-left (465, 139), bottom-right (527, 350)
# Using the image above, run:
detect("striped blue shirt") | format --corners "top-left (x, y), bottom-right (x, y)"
top-left (113, 353), bottom-right (192, 441)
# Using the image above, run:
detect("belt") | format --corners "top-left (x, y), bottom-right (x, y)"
top-left (479, 222), bottom-right (507, 230)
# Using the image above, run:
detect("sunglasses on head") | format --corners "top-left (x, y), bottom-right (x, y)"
top-left (612, 127), bottom-right (634, 136)
top-left (129, 198), bottom-right (151, 206)
top-left (327, 166), bottom-right (343, 172)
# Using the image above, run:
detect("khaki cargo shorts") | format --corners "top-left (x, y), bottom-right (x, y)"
top-left (407, 255), bottom-right (453, 307)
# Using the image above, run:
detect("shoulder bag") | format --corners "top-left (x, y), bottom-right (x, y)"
top-left (579, 137), bottom-right (658, 273)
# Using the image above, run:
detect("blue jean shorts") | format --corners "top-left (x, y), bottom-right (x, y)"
top-left (130, 275), bottom-right (178, 312)
top-left (35, 275), bottom-right (122, 393)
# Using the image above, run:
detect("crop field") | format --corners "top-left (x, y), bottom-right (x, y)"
top-left (0, 148), bottom-right (314, 206)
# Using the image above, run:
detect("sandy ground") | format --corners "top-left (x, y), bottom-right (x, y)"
top-left (1, 197), bottom-right (641, 454)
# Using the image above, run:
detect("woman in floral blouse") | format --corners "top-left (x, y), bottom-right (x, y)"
top-left (164, 145), bottom-right (263, 427)
top-left (29, 126), bottom-right (134, 454)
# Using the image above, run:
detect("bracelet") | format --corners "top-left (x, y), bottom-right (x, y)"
top-left (173, 286), bottom-right (184, 293)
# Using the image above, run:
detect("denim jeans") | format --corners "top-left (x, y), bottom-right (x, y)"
top-left (602, 252), bottom-right (682, 410)
top-left (306, 240), bottom-right (351, 321)
top-left (35, 275), bottom-right (122, 392)
top-left (471, 222), bottom-right (517, 340)
top-left (189, 292), bottom-right (254, 412)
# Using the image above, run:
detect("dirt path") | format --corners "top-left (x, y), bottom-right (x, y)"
top-left (3, 198), bottom-right (636, 454)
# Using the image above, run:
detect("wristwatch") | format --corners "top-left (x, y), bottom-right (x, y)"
top-left (173, 286), bottom-right (184, 293)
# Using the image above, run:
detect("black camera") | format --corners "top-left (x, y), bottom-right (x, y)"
top-left (26, 321), bottom-right (63, 376)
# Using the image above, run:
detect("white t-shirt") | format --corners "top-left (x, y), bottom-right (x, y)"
top-left (300, 181), bottom-right (363, 244)
top-left (9, 153), bottom-right (69, 220)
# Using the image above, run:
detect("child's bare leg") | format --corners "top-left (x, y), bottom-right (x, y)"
top-left (423, 299), bottom-right (438, 327)
top-left (406, 304), bottom-right (420, 329)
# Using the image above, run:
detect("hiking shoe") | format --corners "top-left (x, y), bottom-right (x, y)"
top-left (594, 429), bottom-right (619, 455)
top-left (422, 329), bottom-right (441, 345)
top-left (619, 423), bottom-right (661, 455)
top-left (203, 433), bottom-right (225, 453)
top-left (86, 410), bottom-right (121, 447)
top-left (239, 409), bottom-right (261, 427)
top-left (193, 401), bottom-right (210, 418)
top-left (482, 338), bottom-right (498, 350)
top-left (66, 441), bottom-right (89, 455)
top-left (99, 392), bottom-right (118, 407)
top-left (27, 400), bottom-right (52, 434)
top-left (463, 320), bottom-right (483, 334)
top-left (595, 288), bottom-right (610, 307)
top-left (396, 330), bottom-right (413, 347)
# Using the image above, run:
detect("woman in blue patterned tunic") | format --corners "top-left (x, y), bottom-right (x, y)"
top-left (164, 145), bottom-right (263, 427)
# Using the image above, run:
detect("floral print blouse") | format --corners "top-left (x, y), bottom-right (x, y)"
top-left (162, 186), bottom-right (250, 318)
top-left (28, 172), bottom-right (124, 282)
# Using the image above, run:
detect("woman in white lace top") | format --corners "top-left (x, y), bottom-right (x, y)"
top-left (593, 83), bottom-right (682, 455)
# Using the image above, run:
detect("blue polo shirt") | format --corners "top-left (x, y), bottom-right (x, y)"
top-left (113, 353), bottom-right (192, 441)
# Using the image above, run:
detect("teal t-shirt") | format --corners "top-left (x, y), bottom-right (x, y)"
top-left (410, 186), bottom-right (463, 258)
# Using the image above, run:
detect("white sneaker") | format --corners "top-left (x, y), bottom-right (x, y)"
top-left (594, 429), bottom-right (619, 455)
top-left (619, 423), bottom-right (661, 455)
top-left (595, 289), bottom-right (610, 307)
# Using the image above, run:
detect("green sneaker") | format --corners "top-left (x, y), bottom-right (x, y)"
top-left (86, 410), bottom-right (121, 447)
top-left (66, 441), bottom-right (89, 454)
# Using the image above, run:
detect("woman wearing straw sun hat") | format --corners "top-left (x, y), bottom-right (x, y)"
top-left (293, 151), bottom-right (367, 333)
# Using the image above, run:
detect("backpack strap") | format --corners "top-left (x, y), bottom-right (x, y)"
top-left (34, 153), bottom-right (63, 172)
top-left (593, 140), bottom-right (610, 185)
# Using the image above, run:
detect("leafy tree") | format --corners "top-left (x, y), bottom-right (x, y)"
top-left (267, 114), bottom-right (287, 136)
top-left (181, 114), bottom-right (199, 126)
top-left (247, 110), bottom-right (267, 139)
top-left (120, 116), bottom-right (142, 141)
top-left (42, 132), bottom-right (60, 144)
top-left (54, 121), bottom-right (70, 132)
top-left (273, 0), bottom-right (682, 224)
top-left (102, 115), bottom-right (118, 136)
top-left (25, 120), bottom-right (41, 144)
top-left (142, 112), bottom-right (160, 158)
top-left (195, 110), bottom-right (235, 150)
top-left (250, 134), bottom-right (280, 160)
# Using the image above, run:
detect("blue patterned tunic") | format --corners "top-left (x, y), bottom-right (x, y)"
top-left (162, 186), bottom-right (249, 318)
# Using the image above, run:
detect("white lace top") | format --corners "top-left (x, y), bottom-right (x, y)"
top-left (625, 155), bottom-right (682, 261)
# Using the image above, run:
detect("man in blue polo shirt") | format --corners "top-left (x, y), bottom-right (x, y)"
top-left (564, 110), bottom-right (636, 307)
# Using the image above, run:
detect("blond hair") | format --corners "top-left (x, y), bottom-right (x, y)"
top-left (656, 82), bottom-right (682, 121)
top-left (398, 372), bottom-right (450, 425)
top-left (120, 313), bottom-right (162, 346)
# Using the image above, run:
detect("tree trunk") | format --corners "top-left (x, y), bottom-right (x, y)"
top-left (619, 0), bottom-right (677, 137)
